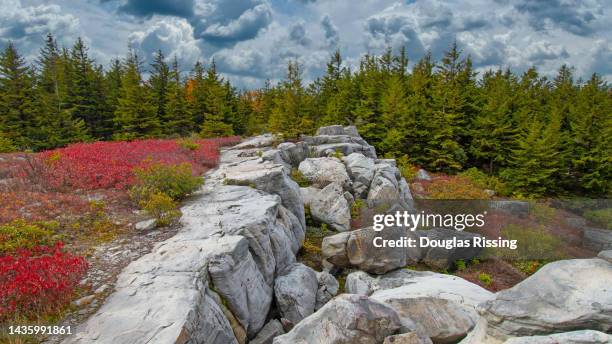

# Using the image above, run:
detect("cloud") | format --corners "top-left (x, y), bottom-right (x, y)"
top-left (321, 15), bottom-right (339, 47)
top-left (128, 17), bottom-right (202, 69)
top-left (118, 0), bottom-right (194, 18)
top-left (514, 0), bottom-right (601, 36)
top-left (523, 40), bottom-right (570, 64)
top-left (289, 22), bottom-right (310, 46)
top-left (0, 0), bottom-right (80, 55)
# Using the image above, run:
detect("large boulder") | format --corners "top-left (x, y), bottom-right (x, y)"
top-left (321, 231), bottom-right (351, 267)
top-left (277, 142), bottom-right (309, 167)
top-left (583, 227), bottom-right (612, 251)
top-left (347, 270), bottom-right (494, 343)
top-left (310, 182), bottom-right (351, 231)
top-left (346, 226), bottom-right (407, 274)
top-left (405, 228), bottom-right (484, 269)
top-left (479, 258), bottom-right (612, 340)
top-left (233, 134), bottom-right (276, 149)
top-left (315, 271), bottom-right (339, 310)
top-left (367, 163), bottom-right (401, 206)
top-left (300, 186), bottom-right (320, 208)
top-left (273, 294), bottom-right (402, 344)
top-left (384, 333), bottom-right (433, 344)
top-left (316, 125), bottom-right (360, 137)
top-left (503, 330), bottom-right (612, 344)
top-left (342, 153), bottom-right (376, 198)
top-left (599, 250), bottom-right (612, 263)
top-left (208, 237), bottom-right (273, 337)
top-left (274, 263), bottom-right (318, 324)
top-left (298, 157), bottom-right (351, 189)
top-left (303, 129), bottom-right (377, 159)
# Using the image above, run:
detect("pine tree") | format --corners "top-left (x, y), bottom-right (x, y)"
top-left (149, 50), bottom-right (170, 126)
top-left (188, 61), bottom-right (206, 128)
top-left (379, 74), bottom-right (410, 157)
top-left (113, 48), bottom-right (159, 139)
top-left (353, 54), bottom-right (384, 145)
top-left (0, 42), bottom-right (36, 149)
top-left (165, 56), bottom-right (193, 136)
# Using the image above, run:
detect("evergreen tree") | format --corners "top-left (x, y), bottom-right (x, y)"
top-left (34, 34), bottom-right (88, 149)
top-left (149, 50), bottom-right (170, 126)
top-left (0, 42), bottom-right (36, 149)
top-left (188, 61), bottom-right (206, 128)
top-left (165, 57), bottom-right (193, 136)
top-left (269, 60), bottom-right (311, 139)
top-left (113, 48), bottom-right (159, 139)
top-left (199, 61), bottom-right (234, 137)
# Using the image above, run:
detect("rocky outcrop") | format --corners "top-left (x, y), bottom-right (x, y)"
top-left (309, 182), bottom-right (351, 231)
top-left (599, 249), bottom-right (612, 263)
top-left (298, 157), bottom-right (351, 189)
top-left (274, 263), bottom-right (318, 325)
top-left (583, 227), bottom-right (612, 251)
top-left (321, 231), bottom-right (351, 267)
top-left (304, 125), bottom-right (377, 158)
top-left (250, 320), bottom-right (285, 344)
top-left (272, 294), bottom-right (402, 344)
top-left (478, 258), bottom-right (612, 340)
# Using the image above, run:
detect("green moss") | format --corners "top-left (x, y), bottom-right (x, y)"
top-left (291, 168), bottom-right (311, 187)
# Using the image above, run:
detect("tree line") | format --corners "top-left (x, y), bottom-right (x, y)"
top-left (0, 36), bottom-right (610, 197)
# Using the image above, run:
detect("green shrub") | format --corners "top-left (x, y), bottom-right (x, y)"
top-left (351, 199), bottom-right (364, 219)
top-left (177, 138), bottom-right (200, 151)
top-left (291, 168), bottom-right (311, 187)
top-left (397, 155), bottom-right (418, 182)
top-left (0, 220), bottom-right (61, 255)
top-left (130, 162), bottom-right (203, 203)
top-left (332, 149), bottom-right (344, 159)
top-left (478, 272), bottom-right (493, 286)
top-left (584, 208), bottom-right (612, 230)
top-left (494, 224), bottom-right (565, 262)
top-left (454, 259), bottom-right (466, 271)
top-left (459, 167), bottom-right (508, 196)
top-left (0, 135), bottom-right (16, 153)
top-left (529, 202), bottom-right (558, 224)
top-left (141, 192), bottom-right (181, 226)
top-left (425, 176), bottom-right (492, 199)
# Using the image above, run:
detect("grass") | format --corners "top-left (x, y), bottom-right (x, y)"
top-left (584, 208), bottom-right (612, 229)
top-left (297, 225), bottom-right (335, 270)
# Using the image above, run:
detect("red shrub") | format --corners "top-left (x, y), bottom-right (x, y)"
top-left (24, 137), bottom-right (240, 191)
top-left (0, 243), bottom-right (88, 320)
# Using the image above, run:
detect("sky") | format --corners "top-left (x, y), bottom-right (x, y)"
top-left (1, 0), bottom-right (610, 88)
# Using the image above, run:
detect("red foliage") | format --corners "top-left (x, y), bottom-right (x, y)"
top-left (0, 243), bottom-right (88, 320)
top-left (21, 137), bottom-right (241, 191)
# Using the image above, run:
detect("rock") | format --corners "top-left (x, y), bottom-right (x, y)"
top-left (346, 269), bottom-right (493, 314)
top-left (489, 200), bottom-right (529, 217)
top-left (315, 271), bottom-right (339, 310)
top-left (298, 157), bottom-right (351, 189)
top-left (303, 134), bottom-right (377, 159)
top-left (261, 149), bottom-right (291, 172)
top-left (274, 263), bottom-right (318, 324)
top-left (251, 320), bottom-right (285, 344)
top-left (367, 163), bottom-right (401, 207)
top-left (277, 142), bottom-right (309, 167)
top-left (300, 187), bottom-right (320, 207)
top-left (134, 218), bottom-right (156, 231)
top-left (344, 191), bottom-right (355, 205)
top-left (72, 295), bottom-right (96, 307)
top-left (384, 297), bottom-right (477, 343)
top-left (233, 134), bottom-right (276, 149)
top-left (384, 332), bottom-right (433, 344)
top-left (583, 227), bottom-right (612, 251)
top-left (208, 236), bottom-right (273, 337)
top-left (415, 169), bottom-right (432, 181)
top-left (208, 288), bottom-right (248, 344)
top-left (347, 270), bottom-right (494, 343)
top-left (398, 178), bottom-right (415, 210)
top-left (479, 258), bottom-right (612, 339)
top-left (315, 125), bottom-right (360, 137)
top-left (342, 153), bottom-right (376, 198)
top-left (321, 231), bottom-right (351, 267)
top-left (503, 330), bottom-right (612, 344)
top-left (343, 125), bottom-right (360, 137)
top-left (273, 294), bottom-right (402, 344)
top-left (405, 228), bottom-right (484, 269)
top-left (347, 226), bottom-right (407, 274)
top-left (94, 284), bottom-right (110, 294)
top-left (310, 182), bottom-right (351, 231)
top-left (598, 250), bottom-right (612, 263)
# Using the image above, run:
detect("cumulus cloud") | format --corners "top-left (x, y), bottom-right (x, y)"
top-left (0, 0), bottom-right (80, 55)
top-left (514, 0), bottom-right (601, 36)
top-left (321, 15), bottom-right (339, 47)
top-left (128, 17), bottom-right (202, 69)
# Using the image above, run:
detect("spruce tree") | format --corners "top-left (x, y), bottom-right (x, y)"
top-left (165, 57), bottom-right (193, 136)
top-left (149, 50), bottom-right (170, 126)
top-left (113, 48), bottom-right (159, 139)
top-left (0, 42), bottom-right (36, 149)
top-left (199, 61), bottom-right (233, 137)
top-left (269, 60), bottom-right (310, 139)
